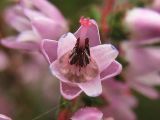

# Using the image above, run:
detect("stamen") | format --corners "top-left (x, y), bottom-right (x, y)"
top-left (69, 38), bottom-right (90, 68)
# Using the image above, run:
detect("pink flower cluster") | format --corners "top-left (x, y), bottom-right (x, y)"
top-left (122, 1), bottom-right (160, 99)
top-left (0, 0), bottom-right (160, 119)
top-left (1, 0), bottom-right (68, 51)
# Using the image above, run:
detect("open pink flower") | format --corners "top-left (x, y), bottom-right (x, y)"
top-left (1, 0), bottom-right (68, 51)
top-left (0, 114), bottom-right (11, 120)
top-left (101, 79), bottom-right (137, 120)
top-left (123, 6), bottom-right (160, 99)
top-left (41, 17), bottom-right (122, 100)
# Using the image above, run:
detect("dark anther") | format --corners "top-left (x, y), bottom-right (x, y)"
top-left (69, 38), bottom-right (90, 67)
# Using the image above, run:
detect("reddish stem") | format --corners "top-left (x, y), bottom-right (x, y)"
top-left (57, 109), bottom-right (70, 120)
top-left (101, 0), bottom-right (115, 33)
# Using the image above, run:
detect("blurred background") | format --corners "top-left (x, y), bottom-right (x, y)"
top-left (0, 0), bottom-right (160, 120)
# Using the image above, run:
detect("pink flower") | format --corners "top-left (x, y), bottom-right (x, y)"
top-left (123, 7), bottom-right (160, 99)
top-left (152, 0), bottom-right (160, 11)
top-left (1, 0), bottom-right (68, 51)
top-left (0, 114), bottom-right (11, 120)
top-left (122, 41), bottom-right (160, 99)
top-left (41, 17), bottom-right (122, 100)
top-left (71, 107), bottom-right (113, 120)
top-left (124, 8), bottom-right (160, 40)
top-left (101, 79), bottom-right (137, 120)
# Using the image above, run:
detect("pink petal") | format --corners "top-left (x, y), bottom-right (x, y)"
top-left (1, 37), bottom-right (39, 51)
top-left (74, 19), bottom-right (101, 47)
top-left (91, 44), bottom-right (118, 72)
top-left (41, 39), bottom-right (58, 64)
top-left (31, 17), bottom-right (65, 40)
top-left (138, 37), bottom-right (160, 45)
top-left (71, 107), bottom-right (103, 120)
top-left (60, 82), bottom-right (82, 100)
top-left (136, 71), bottom-right (160, 86)
top-left (77, 76), bottom-right (102, 97)
top-left (23, 8), bottom-right (47, 21)
top-left (32, 0), bottom-right (66, 24)
top-left (4, 5), bottom-right (31, 32)
top-left (20, 0), bottom-right (33, 8)
top-left (50, 60), bottom-right (72, 83)
top-left (0, 114), bottom-right (11, 120)
top-left (57, 33), bottom-right (76, 58)
top-left (16, 30), bottom-right (40, 42)
top-left (131, 81), bottom-right (159, 99)
top-left (125, 8), bottom-right (160, 39)
top-left (101, 61), bottom-right (122, 81)
top-left (122, 42), bottom-right (160, 75)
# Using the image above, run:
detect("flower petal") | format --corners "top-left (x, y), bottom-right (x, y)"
top-left (4, 5), bottom-right (31, 32)
top-left (16, 30), bottom-right (40, 42)
top-left (60, 82), bottom-right (82, 100)
top-left (23, 8), bottom-right (47, 21)
top-left (31, 17), bottom-right (65, 40)
top-left (74, 19), bottom-right (101, 47)
top-left (123, 41), bottom-right (160, 75)
top-left (131, 81), bottom-right (159, 99)
top-left (125, 8), bottom-right (160, 39)
top-left (57, 32), bottom-right (76, 58)
top-left (101, 61), bottom-right (122, 81)
top-left (31, 0), bottom-right (66, 23)
top-left (136, 71), bottom-right (160, 86)
top-left (71, 107), bottom-right (103, 120)
top-left (77, 77), bottom-right (102, 97)
top-left (91, 44), bottom-right (118, 72)
top-left (1, 37), bottom-right (39, 51)
top-left (0, 114), bottom-right (12, 120)
top-left (41, 39), bottom-right (58, 64)
top-left (50, 60), bottom-right (71, 83)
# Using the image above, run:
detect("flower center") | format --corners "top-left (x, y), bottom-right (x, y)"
top-left (69, 38), bottom-right (90, 68)
top-left (58, 38), bottom-right (99, 83)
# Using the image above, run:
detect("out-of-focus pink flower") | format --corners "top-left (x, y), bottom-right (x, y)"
top-left (152, 0), bottom-right (160, 11)
top-left (1, 0), bottom-right (68, 51)
top-left (0, 114), bottom-right (11, 120)
top-left (101, 79), bottom-right (137, 120)
top-left (122, 41), bottom-right (160, 99)
top-left (123, 7), bottom-right (160, 99)
top-left (124, 8), bottom-right (160, 40)
top-left (41, 17), bottom-right (122, 100)
top-left (71, 107), bottom-right (113, 120)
